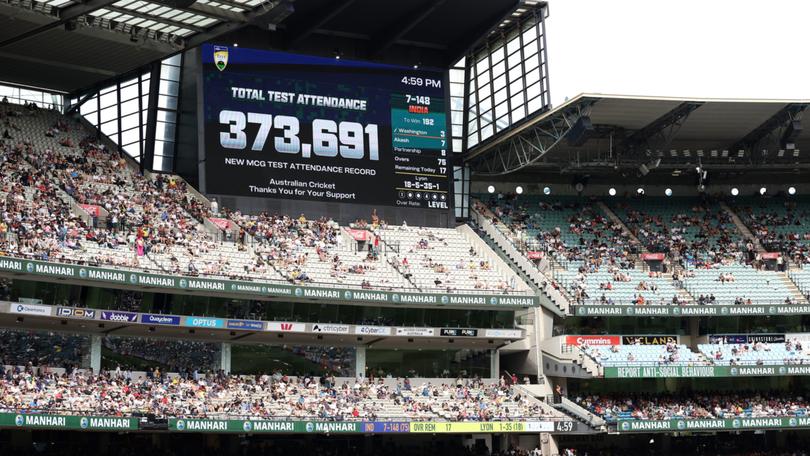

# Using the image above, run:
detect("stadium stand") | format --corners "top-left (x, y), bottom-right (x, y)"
top-left (733, 197), bottom-right (810, 265)
top-left (576, 393), bottom-right (810, 421)
top-left (698, 339), bottom-right (810, 366)
top-left (0, 106), bottom-right (529, 295)
top-left (581, 340), bottom-right (709, 367)
top-left (0, 368), bottom-right (548, 422)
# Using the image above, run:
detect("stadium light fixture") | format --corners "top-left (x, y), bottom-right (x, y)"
top-left (487, 185), bottom-right (495, 194)
top-left (515, 186), bottom-right (524, 194)
top-left (543, 186), bottom-right (551, 195)
top-left (608, 187), bottom-right (617, 196)
top-left (731, 188), bottom-right (739, 196)
top-left (233, 43), bottom-right (239, 47)
top-left (788, 186), bottom-right (797, 195)
top-left (636, 187), bottom-right (645, 195)
top-left (759, 187), bottom-right (767, 195)
top-left (665, 188), bottom-right (672, 197)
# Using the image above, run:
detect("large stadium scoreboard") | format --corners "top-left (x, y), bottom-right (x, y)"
top-left (201, 44), bottom-right (451, 210)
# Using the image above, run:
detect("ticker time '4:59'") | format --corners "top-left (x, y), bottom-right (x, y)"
top-left (400, 76), bottom-right (441, 88)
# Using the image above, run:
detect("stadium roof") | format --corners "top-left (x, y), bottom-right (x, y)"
top-left (0, 0), bottom-right (544, 94)
top-left (465, 93), bottom-right (810, 176)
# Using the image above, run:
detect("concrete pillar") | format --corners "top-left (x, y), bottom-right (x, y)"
top-left (220, 342), bottom-right (231, 374)
top-left (355, 346), bottom-right (366, 379)
top-left (689, 317), bottom-right (700, 349)
top-left (90, 335), bottom-right (102, 374)
top-left (541, 433), bottom-right (559, 456)
top-left (491, 348), bottom-right (500, 379)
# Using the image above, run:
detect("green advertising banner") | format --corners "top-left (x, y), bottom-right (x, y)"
top-left (604, 365), bottom-right (810, 378)
top-left (618, 416), bottom-right (810, 433)
top-left (0, 413), bottom-right (138, 431)
top-left (574, 304), bottom-right (810, 317)
top-left (0, 257), bottom-right (537, 308)
top-left (168, 419), bottom-right (361, 433)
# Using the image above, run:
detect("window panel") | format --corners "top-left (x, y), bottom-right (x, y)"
top-left (491, 47), bottom-right (504, 64)
top-left (477, 83), bottom-right (491, 99)
top-left (510, 93), bottom-right (524, 107)
top-left (120, 112), bottom-right (139, 131)
top-left (157, 110), bottom-right (177, 123)
top-left (524, 52), bottom-right (540, 72)
top-left (480, 123), bottom-right (494, 141)
top-left (527, 97), bottom-right (544, 115)
top-left (493, 74), bottom-right (506, 92)
top-left (120, 98), bottom-right (139, 116)
top-left (81, 97), bottom-right (98, 116)
top-left (120, 83), bottom-right (139, 102)
top-left (494, 87), bottom-right (508, 106)
top-left (508, 65), bottom-right (523, 83)
top-left (100, 105), bottom-right (118, 123)
top-left (120, 127), bottom-right (140, 147)
top-left (525, 68), bottom-right (541, 88)
top-left (99, 90), bottom-right (118, 108)
top-left (100, 120), bottom-right (118, 138)
top-left (495, 102), bottom-right (508, 119)
top-left (507, 51), bottom-right (522, 69)
top-left (512, 104), bottom-right (526, 122)
top-left (509, 79), bottom-right (524, 95)
top-left (155, 121), bottom-right (176, 141)
top-left (492, 60), bottom-right (505, 77)
top-left (158, 79), bottom-right (179, 96)
top-left (506, 37), bottom-right (520, 54)
top-left (160, 64), bottom-right (181, 81)
top-left (476, 71), bottom-right (490, 87)
top-left (526, 82), bottom-right (542, 103)
top-left (158, 94), bottom-right (177, 110)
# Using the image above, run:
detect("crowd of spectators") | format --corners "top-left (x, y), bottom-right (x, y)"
top-left (576, 392), bottom-right (810, 421)
top-left (735, 199), bottom-right (810, 266)
top-left (613, 198), bottom-right (748, 268)
top-left (0, 105), bottom-right (530, 295)
top-left (0, 329), bottom-right (85, 369)
top-left (102, 338), bottom-right (218, 373)
top-left (0, 366), bottom-right (544, 422)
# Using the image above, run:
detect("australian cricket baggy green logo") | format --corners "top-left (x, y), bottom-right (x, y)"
top-left (214, 46), bottom-right (229, 71)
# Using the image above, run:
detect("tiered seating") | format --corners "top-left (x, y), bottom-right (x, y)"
top-left (577, 393), bottom-right (810, 422)
top-left (0, 369), bottom-right (548, 422)
top-left (382, 225), bottom-right (525, 293)
top-left (0, 106), bottom-right (532, 295)
top-left (610, 196), bottom-right (743, 265)
top-left (582, 343), bottom-right (708, 367)
top-left (733, 196), bottom-right (810, 265)
top-left (790, 269), bottom-right (810, 299)
top-left (476, 194), bottom-right (634, 269)
top-left (0, 329), bottom-right (86, 368)
top-left (699, 340), bottom-right (810, 366)
top-left (682, 265), bottom-right (804, 305)
top-left (556, 264), bottom-right (684, 305)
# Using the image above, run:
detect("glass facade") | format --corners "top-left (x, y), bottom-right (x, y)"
top-left (78, 73), bottom-right (150, 162)
top-left (465, 11), bottom-right (549, 150)
top-left (75, 55), bottom-right (180, 170)
top-left (0, 84), bottom-right (64, 111)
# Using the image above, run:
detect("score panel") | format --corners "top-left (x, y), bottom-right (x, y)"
top-left (201, 44), bottom-right (451, 210)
